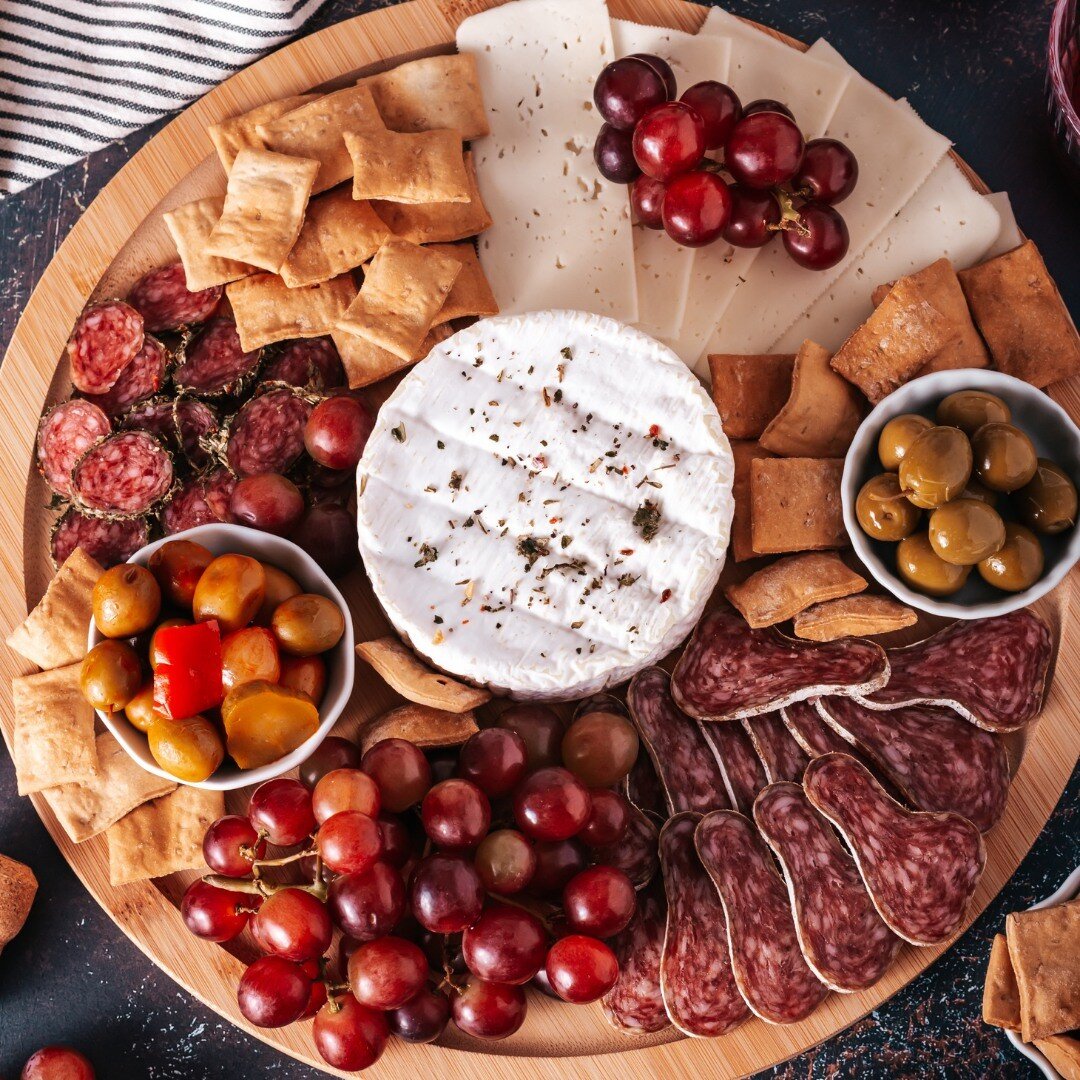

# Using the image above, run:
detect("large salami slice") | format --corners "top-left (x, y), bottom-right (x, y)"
top-left (695, 810), bottom-right (829, 1024)
top-left (623, 750), bottom-right (666, 820)
top-left (262, 337), bottom-right (346, 389)
top-left (781, 700), bottom-right (850, 758)
top-left (72, 431), bottom-right (174, 518)
top-left (173, 319), bottom-right (261, 397)
top-left (815, 697), bottom-right (1010, 832)
top-left (743, 713), bottom-right (809, 783)
top-left (174, 396), bottom-right (220, 471)
top-left (672, 608), bottom-right (889, 722)
top-left (803, 753), bottom-right (986, 946)
top-left (592, 805), bottom-right (660, 890)
top-left (67, 300), bottom-right (145, 394)
top-left (658, 813), bottom-right (748, 1038)
top-left (698, 721), bottom-right (766, 813)
top-left (51, 508), bottom-right (149, 569)
top-left (627, 668), bottom-right (730, 816)
top-left (753, 783), bottom-right (901, 992)
top-left (126, 262), bottom-right (221, 332)
top-left (36, 399), bottom-right (112, 497)
top-left (602, 877), bottom-right (669, 1036)
top-left (83, 335), bottom-right (170, 418)
top-left (225, 387), bottom-right (312, 478)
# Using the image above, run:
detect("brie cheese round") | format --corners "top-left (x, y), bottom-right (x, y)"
top-left (356, 311), bottom-right (734, 700)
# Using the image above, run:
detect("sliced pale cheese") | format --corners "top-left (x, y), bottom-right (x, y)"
top-left (457, 0), bottom-right (638, 323)
top-left (983, 191), bottom-right (1024, 257)
top-left (775, 155), bottom-right (1002, 351)
top-left (610, 19), bottom-right (731, 345)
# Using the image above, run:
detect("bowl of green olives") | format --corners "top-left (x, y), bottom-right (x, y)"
top-left (842, 369), bottom-right (1080, 618)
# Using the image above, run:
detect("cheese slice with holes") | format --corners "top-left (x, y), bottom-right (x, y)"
top-left (356, 311), bottom-right (733, 700)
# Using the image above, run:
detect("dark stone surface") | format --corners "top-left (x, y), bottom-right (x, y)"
top-left (1, 0), bottom-right (1077, 1077)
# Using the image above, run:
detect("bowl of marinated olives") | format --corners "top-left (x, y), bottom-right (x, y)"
top-left (842, 369), bottom-right (1080, 618)
top-left (84, 523), bottom-right (355, 790)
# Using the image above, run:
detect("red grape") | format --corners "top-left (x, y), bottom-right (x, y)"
top-left (312, 768), bottom-right (381, 824)
top-left (313, 995), bottom-right (388, 1070)
top-left (529, 838), bottom-right (588, 895)
top-left (378, 814), bottom-right (414, 868)
top-left (181, 879), bottom-right (257, 942)
top-left (304, 395), bottom-right (372, 471)
top-left (631, 53), bottom-right (677, 99)
top-left (361, 738), bottom-right (431, 811)
top-left (783, 202), bottom-right (849, 270)
top-left (793, 137), bottom-right (859, 204)
top-left (593, 57), bottom-right (669, 131)
top-left (290, 502), bottom-right (358, 578)
top-left (316, 810), bottom-right (384, 875)
top-left (513, 766), bottom-right (591, 841)
top-left (594, 123), bottom-right (640, 183)
top-left (457, 728), bottom-right (527, 797)
top-left (531, 966), bottom-right (562, 1000)
top-left (743, 97), bottom-right (795, 120)
top-left (249, 777), bottom-right (316, 846)
top-left (427, 748), bottom-right (458, 784)
top-left (20, 1047), bottom-right (95, 1080)
top-left (495, 705), bottom-right (563, 769)
top-left (679, 80), bottom-right (742, 149)
top-left (300, 736), bottom-right (361, 789)
top-left (203, 815), bottom-right (265, 877)
top-left (451, 978), bottom-right (527, 1040)
top-left (421, 778), bottom-right (491, 850)
top-left (630, 175), bottom-right (666, 229)
top-left (251, 887), bottom-right (333, 963)
top-left (725, 111), bottom-right (805, 189)
top-left (410, 852), bottom-right (485, 933)
top-left (545, 934), bottom-right (619, 1003)
top-left (237, 955), bottom-right (312, 1027)
top-left (328, 862), bottom-right (406, 941)
top-left (633, 102), bottom-right (706, 182)
top-left (228, 473), bottom-right (304, 535)
top-left (474, 829), bottom-right (536, 895)
top-left (418, 928), bottom-right (467, 977)
top-left (661, 170), bottom-right (731, 247)
top-left (563, 865), bottom-right (636, 937)
top-left (388, 986), bottom-right (451, 1043)
top-left (462, 903), bottom-right (548, 985)
top-left (347, 936), bottom-right (429, 1009)
top-left (578, 789), bottom-right (631, 847)
top-left (722, 183), bottom-right (781, 247)
top-left (301, 958), bottom-right (328, 1018)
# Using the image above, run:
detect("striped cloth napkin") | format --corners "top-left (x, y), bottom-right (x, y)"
top-left (0, 0), bottom-right (330, 198)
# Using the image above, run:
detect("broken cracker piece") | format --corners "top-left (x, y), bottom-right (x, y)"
top-left (227, 273), bottom-right (356, 352)
top-left (982, 932), bottom-right (1022, 1032)
top-left (793, 594), bottom-right (918, 642)
top-left (708, 352), bottom-right (795, 440)
top-left (1006, 898), bottom-right (1080, 1042)
top-left (359, 703), bottom-right (479, 755)
top-left (357, 637), bottom-right (491, 713)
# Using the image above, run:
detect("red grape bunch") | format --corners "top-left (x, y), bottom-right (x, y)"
top-left (592, 53), bottom-right (858, 269)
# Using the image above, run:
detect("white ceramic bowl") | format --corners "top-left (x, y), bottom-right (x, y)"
top-left (88, 523), bottom-right (355, 791)
top-left (842, 369), bottom-right (1080, 619)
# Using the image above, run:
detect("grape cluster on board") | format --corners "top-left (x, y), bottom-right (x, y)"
top-left (180, 703), bottom-right (643, 1070)
top-left (593, 54), bottom-right (858, 268)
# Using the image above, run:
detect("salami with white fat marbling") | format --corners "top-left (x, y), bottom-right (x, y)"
top-left (591, 805), bottom-right (659, 891)
top-left (50, 508), bottom-right (148, 569)
top-left (126, 262), bottom-right (221, 332)
top-left (66, 300), bottom-right (144, 395)
top-left (36, 399), bottom-right (112, 497)
top-left (83, 335), bottom-right (170, 418)
top-left (781, 700), bottom-right (850, 758)
top-left (162, 467), bottom-right (235, 535)
top-left (174, 396), bottom-right (219, 471)
top-left (173, 319), bottom-right (261, 397)
top-left (225, 386), bottom-right (312, 477)
top-left (602, 877), bottom-right (669, 1035)
top-left (743, 713), bottom-right (809, 783)
top-left (623, 750), bottom-right (666, 820)
top-left (697, 720), bottom-right (766, 814)
top-left (71, 431), bottom-right (173, 517)
top-left (262, 337), bottom-right (346, 389)
top-left (120, 396), bottom-right (178, 447)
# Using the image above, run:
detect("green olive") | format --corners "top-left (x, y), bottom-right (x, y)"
top-left (936, 390), bottom-right (1011, 435)
top-left (971, 422), bottom-right (1039, 492)
top-left (958, 477), bottom-right (999, 507)
top-left (79, 639), bottom-right (142, 713)
top-left (897, 533), bottom-right (971, 597)
top-left (1016, 459), bottom-right (1078, 535)
top-left (856, 473), bottom-right (921, 541)
top-left (898, 426), bottom-right (973, 509)
top-left (877, 413), bottom-right (934, 471)
top-left (978, 523), bottom-right (1044, 592)
top-left (927, 499), bottom-right (1006, 566)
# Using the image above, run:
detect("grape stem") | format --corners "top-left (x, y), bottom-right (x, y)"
top-left (202, 872), bottom-right (328, 902)
top-left (769, 188), bottom-right (808, 236)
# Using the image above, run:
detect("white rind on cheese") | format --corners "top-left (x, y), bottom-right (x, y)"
top-left (356, 311), bottom-right (734, 700)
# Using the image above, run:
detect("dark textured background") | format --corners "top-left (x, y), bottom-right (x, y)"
top-left (1, 0), bottom-right (1078, 1076)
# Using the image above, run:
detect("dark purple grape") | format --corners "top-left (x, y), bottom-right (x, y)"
top-left (631, 53), bottom-right (677, 99)
top-left (743, 98), bottom-right (795, 120)
top-left (387, 985), bottom-right (451, 1043)
top-left (725, 111), bottom-right (805, 189)
top-left (594, 123), bottom-right (641, 183)
top-left (680, 81), bottom-right (742, 149)
top-left (783, 202), bottom-right (850, 270)
top-left (290, 503), bottom-right (358, 578)
top-left (593, 57), bottom-right (669, 130)
top-left (722, 183), bottom-right (782, 248)
top-left (793, 137), bottom-right (859, 205)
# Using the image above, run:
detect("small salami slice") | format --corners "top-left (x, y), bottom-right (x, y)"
top-left (202, 466), bottom-right (237, 522)
top-left (658, 813), bottom-right (748, 1037)
top-left (781, 700), bottom-right (851, 758)
top-left (695, 810), bottom-right (829, 1024)
top-left (672, 607), bottom-right (889, 722)
top-left (803, 753), bottom-right (986, 946)
top-left (262, 337), bottom-right (345, 389)
top-left (72, 431), bottom-right (174, 517)
top-left (743, 713), bottom-right (809, 783)
top-left (627, 668), bottom-right (729, 816)
top-left (623, 750), bottom-right (667, 820)
top-left (854, 612), bottom-right (1052, 733)
top-left (126, 262), bottom-right (221, 332)
top-left (815, 697), bottom-right (1010, 832)
top-left (83, 335), bottom-right (170, 418)
top-left (67, 300), bottom-right (145, 394)
top-left (697, 721), bottom-right (766, 814)
top-left (753, 783), bottom-right (901, 992)
top-left (174, 319), bottom-right (261, 396)
top-left (36, 399), bottom-right (112, 497)
top-left (51, 508), bottom-right (148, 569)
top-left (162, 468), bottom-right (234, 534)
top-left (121, 396), bottom-right (178, 446)
top-left (226, 387), bottom-right (312, 478)
top-left (602, 877), bottom-right (669, 1036)
top-left (591, 806), bottom-right (659, 891)
top-left (174, 396), bottom-right (220, 470)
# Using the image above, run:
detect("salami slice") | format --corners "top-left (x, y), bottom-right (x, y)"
top-left (121, 396), bottom-right (178, 446)
top-left (743, 713), bottom-right (809, 783)
top-left (202, 466), bottom-right (237, 523)
top-left (602, 877), bottom-right (670, 1036)
top-left (627, 667), bottom-right (729, 816)
top-left (623, 750), bottom-right (667, 820)
top-left (815, 696), bottom-right (1010, 832)
top-left (126, 262), bottom-right (221, 332)
top-left (672, 608), bottom-right (889, 722)
top-left (67, 300), bottom-right (145, 394)
top-left (162, 468), bottom-right (235, 535)
top-left (695, 810), bottom-right (830, 1024)
top-left (174, 396), bottom-right (220, 471)
top-left (697, 721), bottom-right (766, 814)
top-left (51, 508), bottom-right (149, 569)
top-left (658, 813), bottom-right (748, 1037)
top-left (72, 431), bottom-right (174, 517)
top-left (591, 806), bottom-right (659, 890)
top-left (753, 783), bottom-right (901, 992)
top-left (36, 399), bottom-right (112, 497)
top-left (226, 387), bottom-right (312, 478)
top-left (83, 335), bottom-right (170, 418)
top-left (781, 700), bottom-right (850, 758)
top-left (174, 319), bottom-right (261, 396)
top-left (803, 753), bottom-right (986, 946)
top-left (262, 337), bottom-right (346, 389)
top-left (853, 612), bottom-right (1052, 733)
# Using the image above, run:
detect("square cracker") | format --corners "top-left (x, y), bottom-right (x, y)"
top-left (12, 663), bottom-right (98, 795)
top-left (959, 240), bottom-right (1080, 388)
top-left (279, 188), bottom-right (391, 289)
top-left (257, 84), bottom-right (384, 194)
top-left (426, 243), bottom-right (498, 324)
top-left (163, 196), bottom-right (254, 293)
top-left (336, 239), bottom-right (461, 361)
top-left (7, 548), bottom-right (102, 670)
top-left (208, 94), bottom-right (320, 173)
top-left (106, 786), bottom-right (224, 886)
top-left (204, 149), bottom-right (319, 273)
top-left (751, 457), bottom-right (846, 555)
top-left (1034, 1035), bottom-right (1080, 1080)
top-left (708, 353), bottom-right (794, 440)
top-left (730, 441), bottom-right (775, 563)
top-left (333, 323), bottom-right (453, 389)
top-left (227, 273), bottom-right (357, 352)
top-left (793, 595), bottom-right (917, 642)
top-left (360, 54), bottom-right (489, 141)
top-left (347, 128), bottom-right (469, 205)
top-left (982, 932), bottom-right (1022, 1031)
top-left (42, 733), bottom-right (176, 844)
top-left (1007, 898), bottom-right (1080, 1041)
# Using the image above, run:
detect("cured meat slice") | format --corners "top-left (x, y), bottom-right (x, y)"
top-left (753, 783), bottom-right (901, 992)
top-left (51, 508), bottom-right (149, 569)
top-left (815, 697), bottom-right (1010, 832)
top-left (592, 806), bottom-right (659, 891)
top-left (262, 337), bottom-right (346, 389)
top-left (672, 607), bottom-right (889, 722)
top-left (36, 399), bottom-right (112, 497)
top-left (623, 750), bottom-right (666, 820)
top-left (67, 300), bottom-right (145, 394)
top-left (126, 262), bottom-right (221, 332)
top-left (781, 700), bottom-right (850, 758)
top-left (121, 396), bottom-right (178, 446)
top-left (854, 612), bottom-right (1052, 733)
top-left (627, 667), bottom-right (729, 816)
top-left (174, 319), bottom-right (261, 396)
top-left (698, 721), bottom-right (766, 814)
top-left (174, 396), bottom-right (219, 471)
top-left (162, 468), bottom-right (235, 535)
top-left (202, 466), bottom-right (237, 523)
top-left (803, 753), bottom-right (986, 946)
top-left (743, 713), bottom-right (809, 783)
top-left (83, 335), bottom-right (170, 418)
top-left (226, 387), bottom-right (312, 478)
top-left (72, 431), bottom-right (174, 517)
top-left (695, 810), bottom-right (829, 1024)
top-left (658, 813), bottom-right (748, 1037)
top-left (602, 877), bottom-right (669, 1035)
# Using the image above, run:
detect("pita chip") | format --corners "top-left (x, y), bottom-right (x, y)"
top-left (793, 595), bottom-right (917, 642)
top-left (347, 128), bottom-right (469, 204)
top-left (1007, 898), bottom-right (1080, 1042)
top-left (1034, 1035), bottom-right (1080, 1080)
top-left (0, 854), bottom-right (37, 955)
top-left (208, 93), bottom-right (320, 173)
top-left (708, 353), bottom-right (795, 440)
top-left (730, 441), bottom-right (775, 563)
top-left (163, 196), bottom-right (254, 292)
top-left (982, 932), bottom-right (1021, 1031)
top-left (426, 243), bottom-right (498, 324)
top-left (751, 457), bottom-right (846, 554)
top-left (333, 322), bottom-right (453, 389)
top-left (227, 273), bottom-right (357, 352)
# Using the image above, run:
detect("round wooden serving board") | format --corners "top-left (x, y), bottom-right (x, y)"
top-left (1, 0), bottom-right (1077, 1076)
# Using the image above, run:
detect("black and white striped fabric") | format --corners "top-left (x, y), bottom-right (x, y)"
top-left (0, 0), bottom-right (330, 198)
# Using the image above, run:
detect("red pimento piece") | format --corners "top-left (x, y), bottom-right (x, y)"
top-left (153, 620), bottom-right (224, 719)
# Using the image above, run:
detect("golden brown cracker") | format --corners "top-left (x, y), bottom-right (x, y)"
top-left (1034, 1034), bottom-right (1080, 1080)
top-left (208, 94), bottom-right (320, 172)
top-left (347, 128), bottom-right (469, 204)
top-left (359, 703), bottom-right (479, 755)
top-left (333, 323), bottom-right (453, 389)
top-left (750, 457), bottom-right (846, 554)
top-left (708, 353), bottom-right (795, 440)
top-left (730, 441), bottom-right (775, 563)
top-left (163, 196), bottom-right (254, 292)
top-left (1007, 898), bottom-right (1080, 1042)
top-left (982, 932), bottom-right (1022, 1031)
top-left (357, 637), bottom-right (491, 712)
top-left (425, 243), bottom-right (498, 324)
top-left (227, 273), bottom-right (356, 351)
top-left (792, 594), bottom-right (918, 642)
